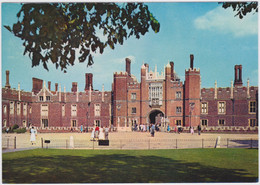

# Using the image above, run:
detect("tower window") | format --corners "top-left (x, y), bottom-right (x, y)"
top-left (131, 93), bottom-right (137, 100)
top-left (132, 107), bottom-right (136, 114)
top-left (176, 107), bottom-right (182, 113)
top-left (176, 91), bottom-right (181, 99)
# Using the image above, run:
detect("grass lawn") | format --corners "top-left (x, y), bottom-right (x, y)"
top-left (2, 148), bottom-right (258, 183)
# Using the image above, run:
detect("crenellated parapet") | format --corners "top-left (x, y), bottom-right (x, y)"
top-left (113, 71), bottom-right (128, 76)
top-left (185, 68), bottom-right (200, 73)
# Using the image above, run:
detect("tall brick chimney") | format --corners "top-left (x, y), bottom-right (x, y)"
top-left (85, 73), bottom-right (93, 91)
top-left (144, 63), bottom-right (149, 71)
top-left (48, 81), bottom-right (51, 91)
top-left (32, 78), bottom-right (43, 94)
top-left (71, 82), bottom-right (78, 92)
top-left (170, 61), bottom-right (174, 80)
top-left (55, 83), bottom-right (58, 92)
top-left (190, 54), bottom-right (194, 69)
top-left (126, 58), bottom-right (131, 76)
top-left (5, 70), bottom-right (11, 89)
top-left (234, 65), bottom-right (243, 86)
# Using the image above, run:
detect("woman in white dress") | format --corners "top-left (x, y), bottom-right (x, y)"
top-left (98, 127), bottom-right (105, 140)
top-left (30, 127), bottom-right (37, 145)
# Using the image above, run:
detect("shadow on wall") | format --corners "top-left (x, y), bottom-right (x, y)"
top-left (2, 153), bottom-right (257, 183)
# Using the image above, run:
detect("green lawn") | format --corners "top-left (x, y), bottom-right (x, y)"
top-left (2, 148), bottom-right (258, 183)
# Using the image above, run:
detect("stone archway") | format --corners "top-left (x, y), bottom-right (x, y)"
top-left (148, 109), bottom-right (164, 124)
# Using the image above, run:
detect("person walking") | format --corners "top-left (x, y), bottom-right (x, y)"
top-left (198, 124), bottom-right (201, 135)
top-left (191, 127), bottom-right (194, 135)
top-left (30, 126), bottom-right (37, 145)
top-left (151, 124), bottom-right (155, 137)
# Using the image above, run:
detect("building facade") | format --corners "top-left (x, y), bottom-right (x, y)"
top-left (2, 54), bottom-right (258, 131)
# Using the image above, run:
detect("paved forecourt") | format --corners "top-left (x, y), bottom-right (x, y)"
top-left (2, 131), bottom-right (258, 151)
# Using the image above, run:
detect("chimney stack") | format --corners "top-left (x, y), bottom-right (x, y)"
top-left (85, 73), bottom-right (93, 91)
top-left (5, 70), bottom-right (11, 89)
top-left (144, 63), bottom-right (149, 70)
top-left (55, 83), bottom-right (58, 92)
top-left (234, 65), bottom-right (243, 86)
top-left (48, 81), bottom-right (51, 91)
top-left (190, 54), bottom-right (194, 69)
top-left (71, 82), bottom-right (78, 92)
top-left (32, 78), bottom-right (43, 94)
top-left (170, 61), bottom-right (174, 80)
top-left (126, 58), bottom-right (131, 76)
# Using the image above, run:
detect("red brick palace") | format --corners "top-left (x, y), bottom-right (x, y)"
top-left (2, 54), bottom-right (258, 132)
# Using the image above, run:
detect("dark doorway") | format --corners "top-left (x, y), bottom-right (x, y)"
top-left (149, 110), bottom-right (164, 124)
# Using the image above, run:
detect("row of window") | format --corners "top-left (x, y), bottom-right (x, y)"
top-left (201, 119), bottom-right (258, 127)
top-left (131, 106), bottom-right (182, 114)
top-left (41, 104), bottom-right (101, 117)
top-left (39, 96), bottom-right (51, 101)
top-left (41, 119), bottom-right (101, 128)
top-left (4, 102), bottom-right (31, 116)
top-left (201, 101), bottom-right (256, 114)
top-left (131, 91), bottom-right (182, 100)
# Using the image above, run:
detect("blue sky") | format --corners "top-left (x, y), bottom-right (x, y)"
top-left (1, 2), bottom-right (258, 92)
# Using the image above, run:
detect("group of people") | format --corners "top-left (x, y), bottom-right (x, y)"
top-left (189, 125), bottom-right (202, 135)
top-left (90, 125), bottom-right (109, 141)
top-left (132, 123), bottom-right (161, 132)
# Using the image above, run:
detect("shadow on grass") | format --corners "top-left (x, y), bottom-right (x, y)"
top-left (3, 153), bottom-right (257, 183)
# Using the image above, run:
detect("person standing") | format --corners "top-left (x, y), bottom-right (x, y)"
top-left (99, 126), bottom-right (105, 140)
top-left (30, 127), bottom-right (37, 145)
top-left (105, 126), bottom-right (109, 140)
top-left (167, 125), bottom-right (170, 132)
top-left (90, 128), bottom-right (95, 141)
top-left (95, 126), bottom-right (99, 139)
top-left (80, 125), bottom-right (83, 133)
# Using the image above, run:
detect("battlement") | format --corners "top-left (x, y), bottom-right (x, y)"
top-left (114, 71), bottom-right (128, 76)
top-left (185, 68), bottom-right (200, 73)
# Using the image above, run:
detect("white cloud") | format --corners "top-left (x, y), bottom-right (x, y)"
top-left (194, 6), bottom-right (258, 37)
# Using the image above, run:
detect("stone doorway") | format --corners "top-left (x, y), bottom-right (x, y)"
top-left (148, 110), bottom-right (164, 124)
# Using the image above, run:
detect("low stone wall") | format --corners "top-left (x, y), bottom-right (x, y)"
top-left (30, 126), bottom-right (258, 133)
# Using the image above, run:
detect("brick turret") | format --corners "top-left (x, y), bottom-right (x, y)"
top-left (184, 54), bottom-right (201, 127)
top-left (113, 71), bottom-right (128, 127)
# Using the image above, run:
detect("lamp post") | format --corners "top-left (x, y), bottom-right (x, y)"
top-left (86, 102), bottom-right (90, 132)
top-left (189, 103), bottom-right (195, 128)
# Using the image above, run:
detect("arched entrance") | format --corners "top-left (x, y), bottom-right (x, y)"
top-left (148, 110), bottom-right (164, 124)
